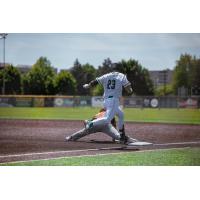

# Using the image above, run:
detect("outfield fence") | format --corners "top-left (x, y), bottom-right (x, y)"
top-left (0, 95), bottom-right (199, 109)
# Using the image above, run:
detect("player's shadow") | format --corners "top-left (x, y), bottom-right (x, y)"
top-left (88, 140), bottom-right (116, 144)
top-left (68, 140), bottom-right (140, 151)
top-left (85, 140), bottom-right (140, 151)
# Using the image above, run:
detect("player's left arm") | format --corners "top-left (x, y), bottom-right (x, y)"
top-left (124, 84), bottom-right (133, 95)
top-left (122, 74), bottom-right (133, 95)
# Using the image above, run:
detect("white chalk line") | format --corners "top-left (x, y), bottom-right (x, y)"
top-left (0, 147), bottom-right (121, 158)
top-left (154, 141), bottom-right (200, 146)
top-left (0, 151), bottom-right (134, 165)
top-left (0, 140), bottom-right (200, 164)
top-left (0, 147), bottom-right (192, 165)
top-left (0, 141), bottom-right (200, 159)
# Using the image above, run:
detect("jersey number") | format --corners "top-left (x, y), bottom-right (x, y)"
top-left (107, 80), bottom-right (116, 89)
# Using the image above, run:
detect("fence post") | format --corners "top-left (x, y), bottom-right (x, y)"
top-left (141, 96), bottom-right (144, 110)
top-left (158, 97), bottom-right (161, 110)
top-left (177, 96), bottom-right (179, 110)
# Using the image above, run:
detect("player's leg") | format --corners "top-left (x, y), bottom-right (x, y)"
top-left (116, 105), bottom-right (124, 131)
top-left (66, 128), bottom-right (88, 141)
top-left (66, 122), bottom-right (102, 141)
top-left (103, 123), bottom-right (138, 144)
top-left (85, 98), bottom-right (117, 129)
top-left (115, 105), bottom-right (128, 143)
top-left (103, 124), bottom-right (121, 141)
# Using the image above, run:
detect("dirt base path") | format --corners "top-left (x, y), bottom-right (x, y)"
top-left (0, 119), bottom-right (200, 164)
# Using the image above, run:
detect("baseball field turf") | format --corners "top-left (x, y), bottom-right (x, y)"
top-left (0, 107), bottom-right (199, 124)
top-left (1, 147), bottom-right (200, 166)
top-left (0, 107), bottom-right (200, 166)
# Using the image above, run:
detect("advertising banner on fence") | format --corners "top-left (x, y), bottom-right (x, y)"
top-left (0, 97), bottom-right (14, 107)
top-left (54, 97), bottom-right (74, 107)
top-left (124, 97), bottom-right (143, 108)
top-left (15, 97), bottom-right (32, 107)
top-left (124, 97), bottom-right (159, 108)
top-left (143, 98), bottom-right (159, 108)
top-left (33, 98), bottom-right (45, 107)
top-left (73, 97), bottom-right (91, 107)
top-left (44, 98), bottom-right (54, 107)
top-left (91, 96), bottom-right (104, 107)
top-left (178, 98), bottom-right (198, 108)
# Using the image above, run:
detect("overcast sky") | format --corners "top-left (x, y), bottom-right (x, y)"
top-left (1, 33), bottom-right (200, 71)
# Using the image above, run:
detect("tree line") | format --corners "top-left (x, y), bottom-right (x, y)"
top-left (0, 54), bottom-right (200, 96)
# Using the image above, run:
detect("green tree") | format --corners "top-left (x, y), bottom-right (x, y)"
top-left (114, 59), bottom-right (154, 95)
top-left (23, 57), bottom-right (56, 95)
top-left (91, 84), bottom-right (104, 96)
top-left (55, 70), bottom-right (77, 95)
top-left (82, 63), bottom-right (97, 95)
top-left (0, 65), bottom-right (21, 94)
top-left (0, 70), bottom-right (3, 94)
top-left (172, 54), bottom-right (200, 95)
top-left (70, 59), bottom-right (96, 95)
top-left (97, 58), bottom-right (114, 76)
top-left (155, 84), bottom-right (173, 96)
top-left (190, 57), bottom-right (200, 90)
top-left (173, 54), bottom-right (192, 94)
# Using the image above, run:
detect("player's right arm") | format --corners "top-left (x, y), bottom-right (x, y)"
top-left (83, 79), bottom-right (98, 89)
top-left (83, 74), bottom-right (106, 89)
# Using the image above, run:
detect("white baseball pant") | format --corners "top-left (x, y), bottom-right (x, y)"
top-left (69, 123), bottom-right (121, 141)
top-left (90, 97), bottom-right (124, 130)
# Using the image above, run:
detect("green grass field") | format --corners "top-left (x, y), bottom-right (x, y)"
top-left (0, 107), bottom-right (199, 124)
top-left (1, 147), bottom-right (200, 166)
top-left (0, 107), bottom-right (199, 166)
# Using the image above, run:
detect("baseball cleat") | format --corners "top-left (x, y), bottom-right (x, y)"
top-left (126, 136), bottom-right (139, 143)
top-left (84, 120), bottom-right (89, 127)
top-left (112, 138), bottom-right (120, 143)
top-left (65, 136), bottom-right (73, 141)
top-left (127, 141), bottom-right (153, 146)
top-left (119, 133), bottom-right (126, 143)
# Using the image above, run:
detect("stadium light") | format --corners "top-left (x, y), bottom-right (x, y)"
top-left (0, 33), bottom-right (8, 95)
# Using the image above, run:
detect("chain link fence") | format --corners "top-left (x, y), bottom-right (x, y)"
top-left (0, 95), bottom-right (199, 109)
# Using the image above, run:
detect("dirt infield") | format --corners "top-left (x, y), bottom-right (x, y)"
top-left (0, 119), bottom-right (200, 164)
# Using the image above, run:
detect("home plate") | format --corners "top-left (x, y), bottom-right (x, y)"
top-left (127, 141), bottom-right (153, 147)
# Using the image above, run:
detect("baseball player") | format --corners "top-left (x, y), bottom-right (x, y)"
top-left (65, 108), bottom-right (137, 143)
top-left (83, 71), bottom-right (133, 144)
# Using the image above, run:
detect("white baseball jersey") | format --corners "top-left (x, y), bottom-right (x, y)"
top-left (96, 72), bottom-right (131, 98)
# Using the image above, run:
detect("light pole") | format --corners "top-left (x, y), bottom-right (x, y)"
top-left (0, 33), bottom-right (8, 95)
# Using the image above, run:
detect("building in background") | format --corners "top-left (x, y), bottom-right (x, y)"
top-left (16, 64), bottom-right (32, 74)
top-left (16, 64), bottom-right (58, 74)
top-left (52, 68), bottom-right (58, 74)
top-left (0, 63), bottom-right (58, 74)
top-left (0, 62), bottom-right (11, 70)
top-left (60, 69), bottom-right (69, 73)
top-left (149, 69), bottom-right (173, 88)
